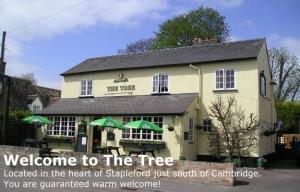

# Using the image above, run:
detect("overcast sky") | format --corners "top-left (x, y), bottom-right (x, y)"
top-left (0, 0), bottom-right (299, 89)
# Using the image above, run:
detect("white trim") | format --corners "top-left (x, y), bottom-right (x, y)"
top-left (151, 73), bottom-right (170, 94)
top-left (214, 68), bottom-right (237, 91)
top-left (80, 80), bottom-right (93, 97)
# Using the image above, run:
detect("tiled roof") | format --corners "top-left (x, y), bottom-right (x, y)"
top-left (38, 93), bottom-right (198, 115)
top-left (62, 38), bottom-right (265, 75)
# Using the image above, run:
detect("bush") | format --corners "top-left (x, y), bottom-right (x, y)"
top-left (276, 101), bottom-right (300, 133)
top-left (7, 110), bottom-right (33, 145)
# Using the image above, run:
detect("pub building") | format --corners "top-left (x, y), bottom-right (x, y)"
top-left (38, 38), bottom-right (277, 161)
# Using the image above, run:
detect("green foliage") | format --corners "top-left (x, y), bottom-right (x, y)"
top-left (9, 110), bottom-right (32, 125)
top-left (0, 109), bottom-right (33, 145)
top-left (276, 101), bottom-right (300, 133)
top-left (224, 158), bottom-right (241, 167)
top-left (153, 6), bottom-right (230, 49)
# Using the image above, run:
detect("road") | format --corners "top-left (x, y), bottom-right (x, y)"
top-left (1, 162), bottom-right (300, 192)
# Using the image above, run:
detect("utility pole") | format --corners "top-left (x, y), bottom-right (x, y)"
top-left (0, 31), bottom-right (6, 74)
top-left (0, 31), bottom-right (8, 145)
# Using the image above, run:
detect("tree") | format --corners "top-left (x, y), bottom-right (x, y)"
top-left (19, 73), bottom-right (37, 85)
top-left (118, 38), bottom-right (154, 55)
top-left (153, 6), bottom-right (230, 49)
top-left (208, 96), bottom-right (259, 160)
top-left (276, 101), bottom-right (300, 133)
top-left (269, 47), bottom-right (300, 101)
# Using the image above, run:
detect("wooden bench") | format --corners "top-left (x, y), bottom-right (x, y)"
top-left (128, 149), bottom-right (155, 157)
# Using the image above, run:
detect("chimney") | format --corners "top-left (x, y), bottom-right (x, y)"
top-left (193, 38), bottom-right (219, 45)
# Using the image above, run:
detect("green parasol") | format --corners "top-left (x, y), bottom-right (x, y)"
top-left (89, 117), bottom-right (125, 152)
top-left (125, 120), bottom-right (163, 133)
top-left (89, 117), bottom-right (125, 129)
top-left (22, 115), bottom-right (53, 125)
top-left (22, 115), bottom-right (53, 141)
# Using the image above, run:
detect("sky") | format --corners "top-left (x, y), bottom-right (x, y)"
top-left (0, 0), bottom-right (299, 89)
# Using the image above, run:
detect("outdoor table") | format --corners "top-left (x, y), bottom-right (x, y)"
top-left (128, 149), bottom-right (156, 157)
top-left (107, 146), bottom-right (121, 155)
top-left (93, 146), bottom-right (121, 155)
top-left (39, 148), bottom-right (59, 158)
top-left (93, 147), bottom-right (109, 154)
top-left (24, 138), bottom-right (37, 148)
top-left (24, 139), bottom-right (49, 148)
top-left (37, 141), bottom-right (49, 148)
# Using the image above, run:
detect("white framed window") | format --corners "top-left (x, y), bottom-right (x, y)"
top-left (47, 116), bottom-right (76, 137)
top-left (215, 69), bottom-right (236, 90)
top-left (188, 118), bottom-right (193, 142)
top-left (122, 116), bottom-right (163, 141)
top-left (80, 80), bottom-right (93, 96)
top-left (152, 74), bottom-right (169, 94)
top-left (216, 69), bottom-right (224, 89)
top-left (202, 119), bottom-right (212, 132)
top-left (32, 105), bottom-right (41, 112)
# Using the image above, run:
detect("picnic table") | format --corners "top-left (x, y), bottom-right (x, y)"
top-left (128, 149), bottom-right (156, 157)
top-left (93, 146), bottom-right (121, 155)
top-left (39, 148), bottom-right (59, 158)
top-left (24, 138), bottom-right (49, 148)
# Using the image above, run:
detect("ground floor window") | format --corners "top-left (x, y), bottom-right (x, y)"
top-left (122, 116), bottom-right (163, 141)
top-left (202, 119), bottom-right (212, 132)
top-left (47, 116), bottom-right (76, 137)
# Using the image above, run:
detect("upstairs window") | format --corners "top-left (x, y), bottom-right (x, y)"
top-left (152, 74), bottom-right (169, 94)
top-left (32, 105), bottom-right (41, 113)
top-left (81, 80), bottom-right (92, 96)
top-left (260, 71), bottom-right (267, 96)
top-left (215, 69), bottom-right (235, 90)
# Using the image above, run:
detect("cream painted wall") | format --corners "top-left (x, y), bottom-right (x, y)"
top-left (179, 98), bottom-right (199, 160)
top-left (61, 66), bottom-right (199, 98)
top-left (195, 59), bottom-right (260, 156)
top-left (47, 45), bottom-right (276, 159)
top-left (257, 43), bottom-right (277, 156)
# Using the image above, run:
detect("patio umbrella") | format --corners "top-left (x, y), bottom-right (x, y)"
top-left (89, 117), bottom-right (125, 151)
top-left (22, 115), bottom-right (53, 125)
top-left (125, 120), bottom-right (163, 133)
top-left (22, 115), bottom-right (53, 141)
top-left (90, 117), bottom-right (125, 129)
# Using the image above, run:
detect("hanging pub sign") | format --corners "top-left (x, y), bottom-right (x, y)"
top-left (107, 73), bottom-right (135, 93)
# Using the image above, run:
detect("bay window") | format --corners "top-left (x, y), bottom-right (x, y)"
top-left (47, 116), bottom-right (76, 137)
top-left (122, 116), bottom-right (163, 141)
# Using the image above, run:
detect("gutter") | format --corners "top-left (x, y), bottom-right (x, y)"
top-left (189, 64), bottom-right (202, 157)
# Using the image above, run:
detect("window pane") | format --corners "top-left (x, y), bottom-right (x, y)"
top-left (159, 74), bottom-right (169, 93)
top-left (152, 75), bottom-right (159, 93)
top-left (225, 69), bottom-right (235, 89)
top-left (216, 70), bottom-right (224, 89)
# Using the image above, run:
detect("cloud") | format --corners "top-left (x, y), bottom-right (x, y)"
top-left (241, 19), bottom-right (255, 30)
top-left (229, 35), bottom-right (240, 41)
top-left (0, 0), bottom-right (169, 88)
top-left (267, 33), bottom-right (300, 59)
top-left (196, 0), bottom-right (244, 9)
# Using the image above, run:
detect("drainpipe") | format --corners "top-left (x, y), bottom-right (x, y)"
top-left (189, 64), bottom-right (202, 158)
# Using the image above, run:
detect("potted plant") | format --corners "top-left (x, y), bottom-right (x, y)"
top-left (168, 126), bottom-right (174, 131)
